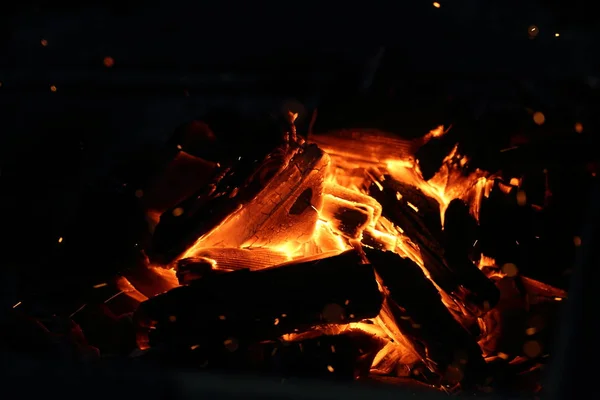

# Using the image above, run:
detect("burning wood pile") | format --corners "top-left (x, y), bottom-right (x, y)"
top-left (7, 112), bottom-right (568, 395)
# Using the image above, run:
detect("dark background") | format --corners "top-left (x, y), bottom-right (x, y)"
top-left (0, 1), bottom-right (597, 398)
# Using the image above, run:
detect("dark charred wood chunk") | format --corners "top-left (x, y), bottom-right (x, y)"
top-left (134, 250), bottom-right (383, 351)
top-left (365, 249), bottom-right (488, 386)
top-left (369, 177), bottom-right (499, 315)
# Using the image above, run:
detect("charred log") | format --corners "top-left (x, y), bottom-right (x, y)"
top-left (185, 247), bottom-right (289, 272)
top-left (308, 130), bottom-right (417, 165)
top-left (365, 249), bottom-right (488, 386)
top-left (134, 250), bottom-right (383, 351)
top-left (150, 143), bottom-right (327, 265)
top-left (369, 176), bottom-right (499, 315)
top-left (320, 194), bottom-right (373, 240)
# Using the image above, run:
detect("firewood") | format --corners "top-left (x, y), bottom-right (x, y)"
top-left (369, 176), bottom-right (499, 315)
top-left (308, 130), bottom-right (417, 165)
top-left (324, 183), bottom-right (383, 222)
top-left (150, 143), bottom-right (327, 265)
top-left (365, 249), bottom-right (488, 386)
top-left (320, 194), bottom-right (373, 239)
top-left (134, 250), bottom-right (383, 351)
top-left (192, 144), bottom-right (329, 250)
top-left (175, 257), bottom-right (223, 285)
top-left (183, 247), bottom-right (289, 271)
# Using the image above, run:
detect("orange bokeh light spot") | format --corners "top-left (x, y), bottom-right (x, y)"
top-left (103, 56), bottom-right (115, 68)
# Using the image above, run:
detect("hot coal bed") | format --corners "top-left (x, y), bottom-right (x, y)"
top-left (2, 110), bottom-right (584, 398)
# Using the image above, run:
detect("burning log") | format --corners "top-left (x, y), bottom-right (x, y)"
top-left (176, 247), bottom-right (290, 282)
top-left (150, 143), bottom-right (328, 265)
top-left (308, 129), bottom-right (420, 165)
top-left (191, 144), bottom-right (329, 250)
top-left (365, 249), bottom-right (488, 386)
top-left (320, 194), bottom-right (373, 239)
top-left (369, 176), bottom-right (499, 315)
top-left (134, 250), bottom-right (383, 351)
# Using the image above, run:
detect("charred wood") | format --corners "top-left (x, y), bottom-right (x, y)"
top-left (365, 249), bottom-right (488, 386)
top-left (150, 143), bottom-right (326, 265)
top-left (320, 194), bottom-right (373, 240)
top-left (369, 177), bottom-right (499, 315)
top-left (134, 250), bottom-right (383, 351)
top-left (308, 129), bottom-right (416, 165)
top-left (195, 144), bottom-right (328, 250)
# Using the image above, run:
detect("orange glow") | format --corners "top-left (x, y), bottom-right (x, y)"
top-left (575, 122), bottom-right (584, 133)
top-left (103, 56), bottom-right (115, 68)
top-left (533, 111), bottom-right (545, 125)
top-left (432, 2), bottom-right (441, 8)
top-left (50, 85), bottom-right (57, 92)
top-left (528, 25), bottom-right (539, 38)
top-left (58, 236), bottom-right (63, 243)
top-left (41, 39), bottom-right (48, 47)
top-left (138, 120), bottom-right (563, 380)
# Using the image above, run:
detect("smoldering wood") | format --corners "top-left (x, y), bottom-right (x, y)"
top-left (365, 249), bottom-right (488, 386)
top-left (308, 130), bottom-right (417, 165)
top-left (150, 143), bottom-right (326, 265)
top-left (320, 194), bottom-right (373, 239)
top-left (185, 247), bottom-right (289, 271)
top-left (175, 257), bottom-right (225, 285)
top-left (192, 144), bottom-right (329, 250)
top-left (324, 183), bottom-right (383, 222)
top-left (134, 250), bottom-right (383, 351)
top-left (369, 176), bottom-right (499, 315)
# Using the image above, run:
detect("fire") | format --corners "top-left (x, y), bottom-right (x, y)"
top-left (133, 119), bottom-right (565, 387)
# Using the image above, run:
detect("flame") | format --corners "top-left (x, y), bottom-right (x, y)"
top-left (137, 123), bottom-right (553, 381)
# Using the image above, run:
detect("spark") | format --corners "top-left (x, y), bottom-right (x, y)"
top-left (41, 39), bottom-right (48, 47)
top-left (69, 304), bottom-right (87, 318)
top-left (573, 236), bottom-right (582, 247)
top-left (554, 33), bottom-right (560, 37)
top-left (406, 202), bottom-right (419, 213)
top-left (93, 282), bottom-right (107, 289)
top-left (12, 301), bottom-right (22, 308)
top-left (219, 315), bottom-right (226, 320)
top-left (103, 290), bottom-right (124, 303)
top-left (500, 146), bottom-right (519, 153)
top-left (274, 318), bottom-right (280, 325)
top-left (50, 85), bottom-right (57, 92)
top-left (528, 25), bottom-right (539, 38)
top-left (190, 344), bottom-right (200, 350)
top-left (172, 207), bottom-right (184, 217)
top-left (58, 237), bottom-right (63, 243)
top-left (473, 239), bottom-right (478, 247)
top-left (432, 2), bottom-right (441, 8)
top-left (327, 365), bottom-right (335, 372)
top-left (575, 122), bottom-right (584, 133)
